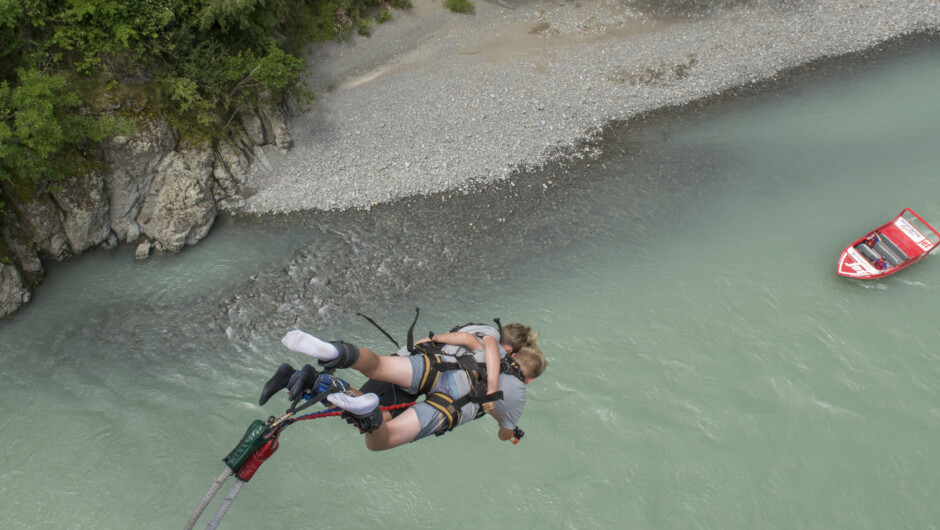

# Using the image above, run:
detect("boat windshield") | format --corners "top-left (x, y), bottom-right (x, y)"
top-left (900, 210), bottom-right (940, 246)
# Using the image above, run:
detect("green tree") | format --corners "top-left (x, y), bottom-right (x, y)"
top-left (0, 68), bottom-right (117, 186)
top-left (0, 0), bottom-right (409, 197)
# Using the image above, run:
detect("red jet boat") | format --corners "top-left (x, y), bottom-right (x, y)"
top-left (837, 208), bottom-right (940, 279)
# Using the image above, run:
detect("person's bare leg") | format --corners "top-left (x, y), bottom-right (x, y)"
top-left (349, 347), bottom-right (412, 387)
top-left (281, 330), bottom-right (412, 387)
top-left (363, 408), bottom-right (422, 451)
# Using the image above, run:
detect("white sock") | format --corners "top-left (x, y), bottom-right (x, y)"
top-left (327, 393), bottom-right (379, 416)
top-left (281, 330), bottom-right (338, 361)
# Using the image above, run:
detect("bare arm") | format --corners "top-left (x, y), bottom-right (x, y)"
top-left (497, 427), bottom-right (515, 441)
top-left (486, 401), bottom-right (514, 441)
top-left (415, 331), bottom-right (481, 350)
top-left (481, 335), bottom-right (501, 396)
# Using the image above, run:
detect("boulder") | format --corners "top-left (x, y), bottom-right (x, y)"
top-left (3, 189), bottom-right (70, 261)
top-left (52, 170), bottom-right (112, 253)
top-left (257, 90), bottom-right (293, 153)
top-left (135, 239), bottom-right (152, 260)
top-left (1, 213), bottom-right (44, 285)
top-left (136, 147), bottom-right (217, 252)
top-left (103, 119), bottom-right (177, 243)
top-left (216, 141), bottom-right (249, 188)
top-left (211, 142), bottom-right (250, 210)
top-left (240, 108), bottom-right (266, 145)
top-left (0, 263), bottom-right (30, 318)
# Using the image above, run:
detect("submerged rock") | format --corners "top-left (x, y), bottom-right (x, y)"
top-left (135, 240), bottom-right (152, 261)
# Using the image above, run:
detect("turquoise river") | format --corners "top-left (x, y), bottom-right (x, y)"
top-left (2, 36), bottom-right (940, 529)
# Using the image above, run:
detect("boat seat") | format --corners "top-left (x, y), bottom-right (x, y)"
top-left (872, 235), bottom-right (907, 266)
top-left (854, 243), bottom-right (879, 263)
top-left (879, 234), bottom-right (907, 259)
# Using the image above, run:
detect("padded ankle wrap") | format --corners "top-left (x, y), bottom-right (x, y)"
top-left (341, 406), bottom-right (383, 434)
top-left (320, 341), bottom-right (360, 369)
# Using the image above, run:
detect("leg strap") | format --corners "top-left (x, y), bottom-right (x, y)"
top-left (425, 392), bottom-right (461, 435)
top-left (319, 341), bottom-right (360, 370)
top-left (341, 406), bottom-right (383, 434)
top-left (417, 354), bottom-right (443, 395)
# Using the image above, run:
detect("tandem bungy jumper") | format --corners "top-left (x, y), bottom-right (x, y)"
top-left (185, 311), bottom-right (526, 529)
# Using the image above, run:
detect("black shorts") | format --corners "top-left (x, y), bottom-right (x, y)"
top-left (358, 379), bottom-right (418, 418)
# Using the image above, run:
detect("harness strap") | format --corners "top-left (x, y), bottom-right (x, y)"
top-left (425, 392), bottom-right (461, 434)
top-left (421, 354), bottom-right (516, 400)
top-left (417, 353), bottom-right (441, 395)
top-left (456, 355), bottom-right (490, 403)
top-left (356, 312), bottom-right (400, 349)
top-left (500, 356), bottom-right (526, 384)
top-left (425, 389), bottom-right (502, 436)
top-left (406, 307), bottom-right (420, 353)
top-left (423, 355), bottom-right (496, 402)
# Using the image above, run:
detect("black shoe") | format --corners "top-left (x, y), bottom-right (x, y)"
top-left (259, 363), bottom-right (295, 406)
top-left (288, 364), bottom-right (319, 402)
top-left (341, 407), bottom-right (384, 434)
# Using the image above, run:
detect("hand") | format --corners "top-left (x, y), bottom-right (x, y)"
top-left (482, 402), bottom-right (495, 415)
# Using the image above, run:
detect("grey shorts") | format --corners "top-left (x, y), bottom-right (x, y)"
top-left (405, 355), bottom-right (454, 441)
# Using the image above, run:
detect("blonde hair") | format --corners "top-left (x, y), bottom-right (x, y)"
top-left (514, 345), bottom-right (547, 380)
top-left (500, 323), bottom-right (538, 353)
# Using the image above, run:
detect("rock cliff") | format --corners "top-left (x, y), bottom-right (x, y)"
top-left (0, 95), bottom-right (293, 318)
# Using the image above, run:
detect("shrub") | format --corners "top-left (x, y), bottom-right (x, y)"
top-left (444, 0), bottom-right (475, 14)
top-left (375, 9), bottom-right (393, 24)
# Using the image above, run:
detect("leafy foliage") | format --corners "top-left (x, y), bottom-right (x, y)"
top-left (443, 0), bottom-right (475, 14)
top-left (0, 68), bottom-right (118, 185)
top-left (0, 0), bottom-right (412, 196)
top-left (375, 9), bottom-right (393, 24)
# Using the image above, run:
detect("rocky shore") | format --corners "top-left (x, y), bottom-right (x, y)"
top-left (238, 0), bottom-right (940, 214)
top-left (1, 0), bottom-right (939, 319)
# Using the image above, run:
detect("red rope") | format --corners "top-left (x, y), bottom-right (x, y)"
top-left (294, 402), bottom-right (416, 421)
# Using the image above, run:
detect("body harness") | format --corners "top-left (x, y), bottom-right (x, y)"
top-left (360, 309), bottom-right (527, 435)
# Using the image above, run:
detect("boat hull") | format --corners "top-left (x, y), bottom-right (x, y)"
top-left (836, 208), bottom-right (940, 279)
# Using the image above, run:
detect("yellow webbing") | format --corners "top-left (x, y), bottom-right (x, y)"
top-left (425, 392), bottom-right (460, 431)
top-left (418, 354), bottom-right (441, 394)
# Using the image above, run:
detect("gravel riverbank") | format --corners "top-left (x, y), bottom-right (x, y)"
top-left (237, 0), bottom-right (940, 215)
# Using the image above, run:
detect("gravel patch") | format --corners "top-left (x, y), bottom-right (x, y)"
top-left (235, 0), bottom-right (940, 215)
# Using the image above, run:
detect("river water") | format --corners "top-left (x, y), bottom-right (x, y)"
top-left (3, 36), bottom-right (940, 529)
